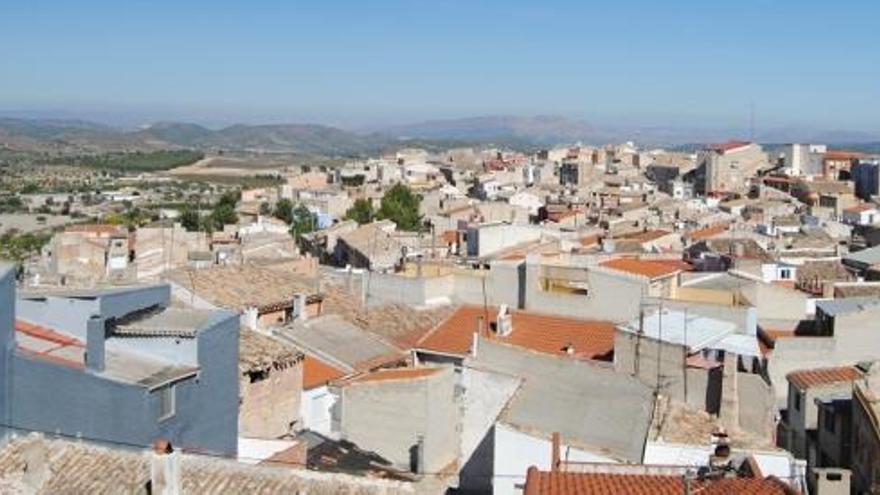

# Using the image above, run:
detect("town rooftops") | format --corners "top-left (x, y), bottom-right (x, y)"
top-left (302, 355), bottom-right (348, 390)
top-left (320, 284), bottom-right (455, 348)
top-left (417, 305), bottom-right (615, 360)
top-left (166, 264), bottom-right (321, 312)
top-left (686, 223), bottom-right (730, 241)
top-left (523, 468), bottom-right (797, 495)
top-left (618, 308), bottom-right (761, 357)
top-left (466, 337), bottom-right (654, 462)
top-left (598, 258), bottom-right (683, 279)
top-left (843, 245), bottom-right (880, 268)
top-left (239, 328), bottom-right (303, 376)
top-left (708, 140), bottom-right (752, 153)
top-left (787, 366), bottom-right (864, 390)
top-left (844, 203), bottom-right (878, 213)
top-left (113, 307), bottom-right (218, 338)
top-left (337, 221), bottom-right (404, 269)
top-left (15, 319), bottom-right (199, 390)
top-left (0, 434), bottom-right (414, 494)
top-left (815, 296), bottom-right (880, 317)
top-left (343, 367), bottom-right (441, 385)
top-left (295, 430), bottom-right (415, 481)
top-left (276, 314), bottom-right (404, 373)
top-left (824, 150), bottom-right (863, 161)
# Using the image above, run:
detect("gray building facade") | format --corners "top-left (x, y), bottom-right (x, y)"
top-left (0, 267), bottom-right (240, 456)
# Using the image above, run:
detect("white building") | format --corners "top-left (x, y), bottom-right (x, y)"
top-left (782, 143), bottom-right (826, 177)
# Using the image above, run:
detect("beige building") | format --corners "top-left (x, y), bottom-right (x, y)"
top-left (238, 329), bottom-right (304, 438)
top-left (697, 141), bottom-right (767, 194)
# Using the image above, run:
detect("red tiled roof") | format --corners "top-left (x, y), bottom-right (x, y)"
top-left (14, 320), bottom-right (84, 369)
top-left (708, 140), bottom-right (752, 153)
top-left (844, 203), bottom-right (877, 213)
top-left (417, 306), bottom-right (615, 360)
top-left (599, 258), bottom-right (683, 279)
top-left (523, 469), bottom-right (798, 495)
top-left (441, 230), bottom-right (459, 244)
top-left (619, 230), bottom-right (672, 243)
top-left (686, 223), bottom-right (730, 241)
top-left (302, 355), bottom-right (347, 390)
top-left (787, 366), bottom-right (864, 390)
top-left (347, 367), bottom-right (439, 385)
top-left (824, 150), bottom-right (863, 161)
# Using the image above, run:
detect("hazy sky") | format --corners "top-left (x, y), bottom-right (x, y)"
top-left (2, 0), bottom-right (878, 131)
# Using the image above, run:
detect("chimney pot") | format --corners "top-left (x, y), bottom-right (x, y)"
top-left (551, 432), bottom-right (561, 472)
top-left (150, 438), bottom-right (181, 495)
top-left (292, 293), bottom-right (308, 322)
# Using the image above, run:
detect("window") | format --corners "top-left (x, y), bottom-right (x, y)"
top-left (157, 385), bottom-right (176, 421)
top-left (794, 389), bottom-right (802, 411)
top-left (779, 268), bottom-right (792, 280)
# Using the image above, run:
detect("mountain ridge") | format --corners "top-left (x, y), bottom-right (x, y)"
top-left (1, 116), bottom-right (878, 155)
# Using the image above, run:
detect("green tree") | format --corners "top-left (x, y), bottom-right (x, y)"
top-left (179, 206), bottom-right (201, 232)
top-left (289, 205), bottom-right (316, 237)
top-left (209, 203), bottom-right (238, 231)
top-left (216, 190), bottom-right (240, 209)
top-left (259, 201), bottom-right (271, 216)
top-left (274, 198), bottom-right (294, 224)
top-left (345, 199), bottom-right (375, 225)
top-left (0, 231), bottom-right (51, 265)
top-left (378, 184), bottom-right (422, 231)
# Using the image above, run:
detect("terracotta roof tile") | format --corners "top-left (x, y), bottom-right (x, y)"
top-left (346, 367), bottom-right (440, 385)
top-left (599, 258), bottom-right (683, 279)
top-left (15, 320), bottom-right (84, 369)
top-left (824, 150), bottom-right (863, 161)
top-left (619, 230), bottom-right (672, 243)
top-left (417, 306), bottom-right (615, 360)
top-left (686, 223), bottom-right (730, 241)
top-left (302, 355), bottom-right (347, 390)
top-left (708, 140), bottom-right (752, 153)
top-left (787, 366), bottom-right (864, 390)
top-left (844, 203), bottom-right (877, 213)
top-left (523, 469), bottom-right (798, 495)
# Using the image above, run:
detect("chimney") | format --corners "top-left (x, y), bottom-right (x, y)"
top-left (243, 307), bottom-right (259, 331)
top-left (20, 436), bottom-right (50, 492)
top-left (719, 352), bottom-right (740, 432)
top-left (292, 293), bottom-right (308, 322)
top-left (496, 305), bottom-right (513, 336)
top-left (551, 432), bottom-right (561, 472)
top-left (476, 315), bottom-right (485, 337)
top-left (150, 439), bottom-right (181, 495)
top-left (471, 331), bottom-right (479, 358)
top-left (85, 316), bottom-right (106, 373)
top-left (708, 427), bottom-right (733, 473)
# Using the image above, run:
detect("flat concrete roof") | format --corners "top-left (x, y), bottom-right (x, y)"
top-left (618, 309), bottom-right (760, 357)
top-left (466, 337), bottom-right (654, 462)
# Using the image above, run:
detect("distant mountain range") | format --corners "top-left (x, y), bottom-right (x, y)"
top-left (0, 118), bottom-right (390, 156)
top-left (1, 115), bottom-right (878, 155)
top-left (380, 115), bottom-right (880, 148)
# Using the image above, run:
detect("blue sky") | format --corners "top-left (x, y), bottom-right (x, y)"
top-left (1, 0), bottom-right (878, 131)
